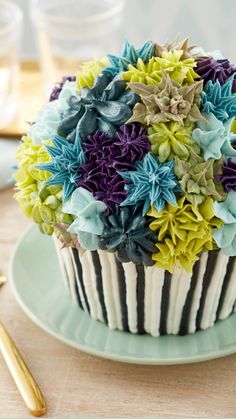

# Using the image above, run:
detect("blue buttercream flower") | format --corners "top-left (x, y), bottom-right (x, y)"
top-left (38, 134), bottom-right (86, 202)
top-left (58, 73), bottom-right (139, 141)
top-left (213, 191), bottom-right (236, 256)
top-left (201, 75), bottom-right (236, 123)
top-left (63, 187), bottom-right (106, 250)
top-left (103, 40), bottom-right (155, 77)
top-left (192, 112), bottom-right (236, 160)
top-left (28, 80), bottom-right (76, 145)
top-left (119, 153), bottom-right (179, 216)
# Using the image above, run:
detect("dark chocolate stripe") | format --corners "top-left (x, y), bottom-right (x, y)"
top-left (91, 251), bottom-right (108, 324)
top-left (233, 300), bottom-right (236, 313)
top-left (179, 258), bottom-right (201, 336)
top-left (196, 250), bottom-right (218, 330)
top-left (73, 268), bottom-right (83, 309)
top-left (216, 257), bottom-right (235, 320)
top-left (68, 249), bottom-right (83, 309)
top-left (71, 248), bottom-right (90, 314)
top-left (116, 259), bottom-right (129, 332)
top-left (159, 271), bottom-right (172, 335)
top-left (136, 264), bottom-right (145, 334)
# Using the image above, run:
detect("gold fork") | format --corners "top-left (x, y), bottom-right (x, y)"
top-left (0, 274), bottom-right (47, 416)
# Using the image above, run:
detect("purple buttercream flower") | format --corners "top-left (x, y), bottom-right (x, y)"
top-left (83, 124), bottom-right (150, 165)
top-left (112, 123), bottom-right (151, 163)
top-left (49, 75), bottom-right (76, 101)
top-left (78, 124), bottom-right (150, 212)
top-left (216, 159), bottom-right (236, 191)
top-left (77, 163), bottom-right (128, 214)
top-left (83, 131), bottom-right (115, 161)
top-left (195, 56), bottom-right (236, 92)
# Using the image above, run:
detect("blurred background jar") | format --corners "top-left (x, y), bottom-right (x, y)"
top-left (30, 0), bottom-right (125, 96)
top-left (0, 0), bottom-right (23, 128)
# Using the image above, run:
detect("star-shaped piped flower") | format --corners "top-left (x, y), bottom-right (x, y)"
top-left (174, 152), bottom-right (225, 206)
top-left (119, 153), bottom-right (179, 215)
top-left (102, 39), bottom-right (155, 77)
top-left (155, 38), bottom-right (195, 59)
top-left (148, 121), bottom-right (198, 162)
top-left (201, 75), bottom-right (236, 123)
top-left (38, 134), bottom-right (86, 202)
top-left (148, 197), bottom-right (222, 272)
top-left (195, 56), bottom-right (236, 92)
top-left (58, 73), bottom-right (139, 141)
top-left (112, 124), bottom-right (151, 163)
top-left (99, 204), bottom-right (158, 266)
top-left (122, 50), bottom-right (199, 86)
top-left (127, 72), bottom-right (203, 125)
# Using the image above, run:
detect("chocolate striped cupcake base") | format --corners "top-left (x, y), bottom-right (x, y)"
top-left (54, 240), bottom-right (236, 336)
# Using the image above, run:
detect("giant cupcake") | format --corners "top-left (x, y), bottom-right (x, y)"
top-left (14, 38), bottom-right (236, 336)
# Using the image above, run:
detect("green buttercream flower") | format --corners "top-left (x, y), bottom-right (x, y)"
top-left (154, 50), bottom-right (199, 84)
top-left (127, 72), bottom-right (203, 126)
top-left (122, 50), bottom-right (199, 85)
top-left (14, 137), bottom-right (73, 235)
top-left (147, 197), bottom-right (222, 272)
top-left (174, 152), bottom-right (225, 206)
top-left (76, 56), bottom-right (109, 90)
top-left (148, 121), bottom-right (198, 162)
top-left (122, 57), bottom-right (162, 85)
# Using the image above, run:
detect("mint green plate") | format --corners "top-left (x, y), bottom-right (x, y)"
top-left (10, 225), bottom-right (236, 365)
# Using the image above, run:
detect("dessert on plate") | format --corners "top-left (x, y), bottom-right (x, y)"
top-left (14, 37), bottom-right (236, 336)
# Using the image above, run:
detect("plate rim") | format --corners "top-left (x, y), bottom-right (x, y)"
top-left (9, 224), bottom-right (236, 365)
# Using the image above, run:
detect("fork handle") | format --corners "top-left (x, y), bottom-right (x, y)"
top-left (0, 321), bottom-right (47, 416)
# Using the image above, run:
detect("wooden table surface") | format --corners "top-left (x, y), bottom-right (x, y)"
top-left (1, 187), bottom-right (236, 418)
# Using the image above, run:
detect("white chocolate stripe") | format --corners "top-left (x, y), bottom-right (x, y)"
top-left (60, 247), bottom-right (78, 303)
top-left (98, 250), bottom-right (117, 329)
top-left (144, 266), bottom-right (154, 334)
top-left (123, 262), bottom-right (138, 334)
top-left (172, 270), bottom-right (192, 335)
top-left (166, 269), bottom-right (181, 334)
top-left (107, 253), bottom-right (123, 331)
top-left (188, 252), bottom-right (208, 334)
top-left (86, 251), bottom-right (104, 322)
top-left (53, 236), bottom-right (69, 290)
top-left (201, 253), bottom-right (227, 330)
top-left (219, 259), bottom-right (236, 319)
top-left (68, 248), bottom-right (86, 310)
top-left (208, 253), bottom-right (228, 326)
top-left (149, 267), bottom-right (165, 337)
top-left (80, 251), bottom-right (99, 319)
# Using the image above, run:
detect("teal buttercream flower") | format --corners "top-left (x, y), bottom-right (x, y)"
top-left (103, 40), bottom-right (155, 76)
top-left (63, 187), bottom-right (107, 250)
top-left (192, 112), bottom-right (236, 160)
top-left (201, 75), bottom-right (236, 123)
top-left (38, 134), bottom-right (86, 202)
top-left (213, 191), bottom-right (236, 256)
top-left (28, 80), bottom-right (76, 145)
top-left (58, 73), bottom-right (139, 141)
top-left (119, 153), bottom-right (179, 216)
top-left (99, 204), bottom-right (158, 265)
